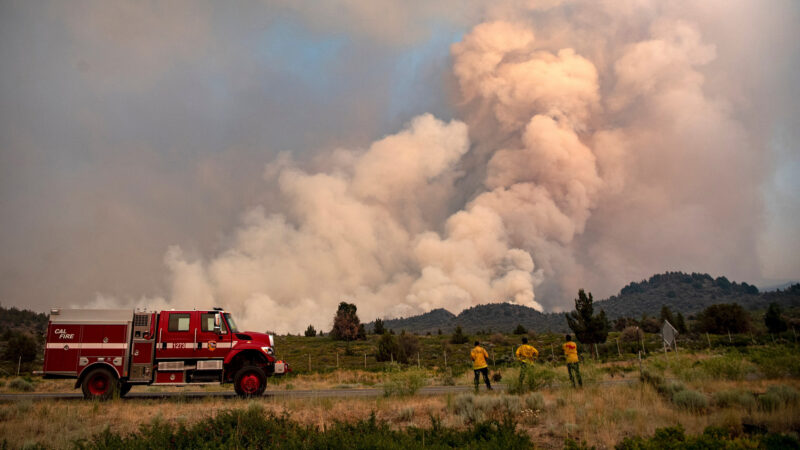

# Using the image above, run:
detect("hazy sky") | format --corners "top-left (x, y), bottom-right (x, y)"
top-left (1, 1), bottom-right (798, 333)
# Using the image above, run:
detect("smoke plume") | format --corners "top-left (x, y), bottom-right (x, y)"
top-left (6, 1), bottom-right (792, 333)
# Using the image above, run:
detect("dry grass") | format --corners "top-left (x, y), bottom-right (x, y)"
top-left (1, 378), bottom-right (799, 449)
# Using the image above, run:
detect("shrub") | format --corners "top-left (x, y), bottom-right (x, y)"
top-left (523, 392), bottom-right (545, 410)
top-left (621, 326), bottom-right (643, 343)
top-left (451, 394), bottom-right (523, 423)
top-left (694, 303), bottom-right (750, 334)
top-left (8, 378), bottom-right (34, 392)
top-left (764, 384), bottom-right (799, 408)
top-left (450, 326), bottom-right (469, 344)
top-left (489, 333), bottom-right (509, 346)
top-left (713, 389), bottom-right (756, 410)
top-left (376, 333), bottom-right (399, 362)
top-left (758, 392), bottom-right (782, 412)
top-left (507, 365), bottom-right (558, 394)
top-left (396, 407), bottom-right (414, 422)
top-left (699, 354), bottom-right (754, 380)
top-left (79, 406), bottom-right (532, 449)
top-left (615, 425), bottom-right (797, 449)
top-left (748, 347), bottom-right (800, 378)
top-left (671, 389), bottom-right (708, 412)
top-left (513, 324), bottom-right (527, 335)
top-left (383, 369), bottom-right (426, 397)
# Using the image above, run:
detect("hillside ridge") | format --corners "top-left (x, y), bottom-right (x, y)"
top-left (368, 272), bottom-right (800, 334)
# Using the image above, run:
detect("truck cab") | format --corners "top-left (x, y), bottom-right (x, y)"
top-left (42, 308), bottom-right (288, 399)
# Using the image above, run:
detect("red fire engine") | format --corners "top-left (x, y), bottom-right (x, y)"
top-left (41, 308), bottom-right (289, 399)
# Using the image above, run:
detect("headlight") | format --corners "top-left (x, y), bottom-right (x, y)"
top-left (261, 346), bottom-right (274, 355)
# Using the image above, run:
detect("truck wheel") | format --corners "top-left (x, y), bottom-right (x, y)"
top-left (81, 366), bottom-right (120, 400)
top-left (120, 382), bottom-right (132, 397)
top-left (234, 366), bottom-right (266, 397)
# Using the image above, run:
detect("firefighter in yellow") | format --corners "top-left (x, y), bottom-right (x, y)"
top-left (470, 341), bottom-right (492, 391)
top-left (515, 336), bottom-right (538, 385)
top-left (563, 334), bottom-right (583, 387)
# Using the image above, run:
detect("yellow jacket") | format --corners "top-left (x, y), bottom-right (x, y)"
top-left (470, 346), bottom-right (489, 370)
top-left (563, 341), bottom-right (579, 363)
top-left (515, 344), bottom-right (538, 364)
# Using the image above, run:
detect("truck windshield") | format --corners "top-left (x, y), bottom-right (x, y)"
top-left (223, 313), bottom-right (239, 333)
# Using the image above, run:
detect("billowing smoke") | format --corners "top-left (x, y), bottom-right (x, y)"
top-left (82, 0), bottom-right (795, 333)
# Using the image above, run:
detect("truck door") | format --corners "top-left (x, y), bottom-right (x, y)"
top-left (195, 311), bottom-right (231, 360)
top-left (155, 311), bottom-right (195, 359)
top-left (43, 323), bottom-right (81, 374)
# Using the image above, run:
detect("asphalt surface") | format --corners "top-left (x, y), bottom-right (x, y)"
top-left (0, 379), bottom-right (638, 401)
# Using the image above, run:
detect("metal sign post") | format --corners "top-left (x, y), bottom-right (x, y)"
top-left (661, 320), bottom-right (679, 355)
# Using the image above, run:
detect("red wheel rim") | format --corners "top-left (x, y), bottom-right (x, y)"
top-left (88, 373), bottom-right (109, 396)
top-left (241, 373), bottom-right (260, 394)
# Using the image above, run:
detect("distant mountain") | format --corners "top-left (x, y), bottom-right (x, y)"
top-left (368, 272), bottom-right (800, 334)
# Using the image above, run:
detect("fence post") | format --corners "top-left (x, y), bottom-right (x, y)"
top-left (336, 352), bottom-right (339, 369)
top-left (550, 343), bottom-right (555, 362)
top-left (17, 355), bottom-right (22, 376)
top-left (308, 354), bottom-right (311, 372)
top-left (640, 332), bottom-right (645, 355)
top-left (728, 330), bottom-right (732, 343)
top-left (616, 339), bottom-right (621, 357)
top-left (364, 353), bottom-right (367, 369)
top-left (706, 333), bottom-right (711, 349)
top-left (444, 351), bottom-right (447, 369)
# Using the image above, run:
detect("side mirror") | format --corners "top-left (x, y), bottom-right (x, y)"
top-left (214, 313), bottom-right (222, 334)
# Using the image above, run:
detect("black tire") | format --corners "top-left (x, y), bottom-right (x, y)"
top-left (81, 366), bottom-right (120, 400)
top-left (234, 365), bottom-right (267, 397)
top-left (120, 382), bottom-right (132, 397)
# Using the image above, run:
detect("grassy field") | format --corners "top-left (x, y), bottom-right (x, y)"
top-left (1, 332), bottom-right (799, 448)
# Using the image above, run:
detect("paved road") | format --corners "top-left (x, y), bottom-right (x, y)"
top-left (0, 379), bottom-right (637, 401)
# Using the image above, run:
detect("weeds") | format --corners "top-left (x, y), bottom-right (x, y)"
top-left (383, 369), bottom-right (426, 397)
top-left (615, 424), bottom-right (799, 450)
top-left (507, 364), bottom-right (559, 394)
top-left (759, 384), bottom-right (799, 412)
top-left (671, 389), bottom-right (709, 412)
top-left (8, 378), bottom-right (34, 392)
top-left (76, 407), bottom-right (532, 449)
top-left (712, 389), bottom-right (756, 410)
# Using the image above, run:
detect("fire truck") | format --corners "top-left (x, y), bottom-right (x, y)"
top-left (41, 308), bottom-right (289, 399)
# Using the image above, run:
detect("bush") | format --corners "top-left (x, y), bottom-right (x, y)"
top-left (713, 389), bottom-right (756, 410)
top-left (699, 354), bottom-right (754, 380)
top-left (450, 326), bottom-right (469, 344)
top-left (79, 406), bottom-right (532, 449)
top-left (621, 326), bottom-right (643, 343)
top-left (383, 369), bottom-right (427, 397)
top-left (758, 392), bottom-right (782, 412)
top-left (671, 389), bottom-right (708, 412)
top-left (694, 303), bottom-right (750, 334)
top-left (507, 365), bottom-right (558, 394)
top-left (523, 393), bottom-right (544, 410)
top-left (376, 333), bottom-right (399, 362)
top-left (451, 394), bottom-right (524, 423)
top-left (8, 378), bottom-right (34, 392)
top-left (747, 347), bottom-right (800, 378)
top-left (616, 425), bottom-right (797, 450)
top-left (762, 385), bottom-right (799, 410)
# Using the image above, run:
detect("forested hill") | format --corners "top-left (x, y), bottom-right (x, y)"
top-left (0, 305), bottom-right (48, 335)
top-left (370, 272), bottom-right (800, 335)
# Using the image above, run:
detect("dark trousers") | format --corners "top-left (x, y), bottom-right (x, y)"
top-left (474, 367), bottom-right (491, 390)
top-left (567, 362), bottom-right (583, 387)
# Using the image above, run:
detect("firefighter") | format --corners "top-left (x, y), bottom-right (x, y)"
top-left (563, 334), bottom-right (583, 387)
top-left (515, 336), bottom-right (538, 386)
top-left (470, 341), bottom-right (492, 391)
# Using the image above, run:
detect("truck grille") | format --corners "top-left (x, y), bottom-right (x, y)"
top-left (133, 314), bottom-right (149, 327)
